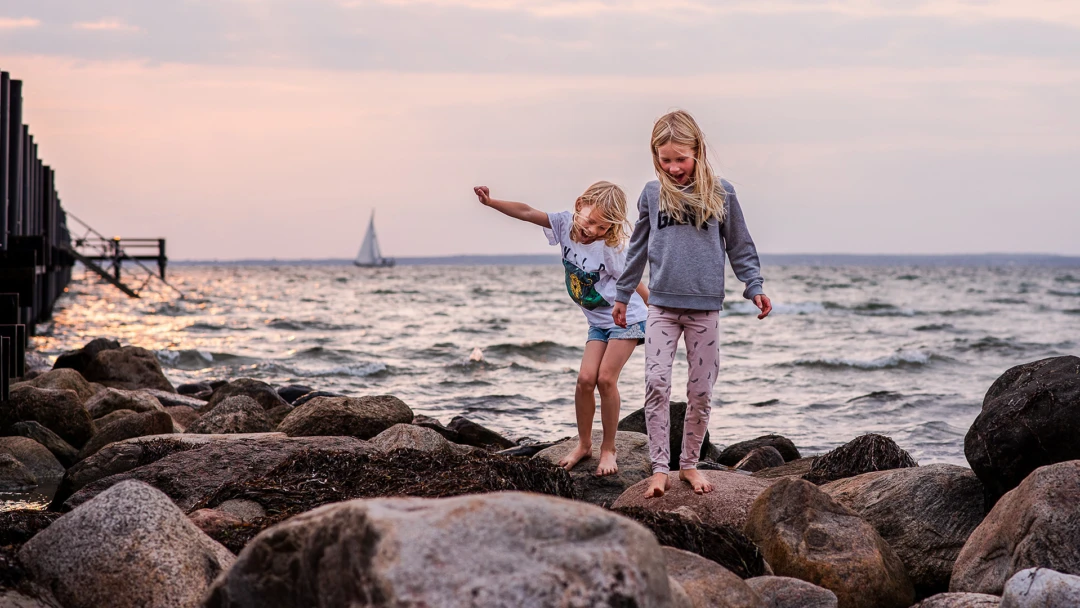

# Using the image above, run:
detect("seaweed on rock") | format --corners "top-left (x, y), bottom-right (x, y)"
top-left (612, 506), bottom-right (767, 579)
top-left (803, 433), bottom-right (917, 485)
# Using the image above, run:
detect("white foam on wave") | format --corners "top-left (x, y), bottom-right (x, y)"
top-left (794, 350), bottom-right (933, 370)
top-left (723, 300), bottom-right (827, 316)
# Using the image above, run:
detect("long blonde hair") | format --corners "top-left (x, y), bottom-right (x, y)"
top-left (571, 181), bottom-right (629, 248)
top-left (651, 110), bottom-right (726, 228)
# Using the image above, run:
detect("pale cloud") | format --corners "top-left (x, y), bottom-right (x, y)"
top-left (0, 17), bottom-right (40, 29)
top-left (72, 18), bottom-right (142, 32)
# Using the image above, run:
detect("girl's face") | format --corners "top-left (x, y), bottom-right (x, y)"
top-left (573, 204), bottom-right (612, 244)
top-left (656, 141), bottom-right (696, 186)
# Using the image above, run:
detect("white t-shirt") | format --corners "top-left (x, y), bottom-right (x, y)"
top-left (544, 211), bottom-right (648, 329)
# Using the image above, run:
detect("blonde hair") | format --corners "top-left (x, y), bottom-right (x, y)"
top-left (571, 181), bottom-right (629, 248)
top-left (651, 110), bottom-right (726, 228)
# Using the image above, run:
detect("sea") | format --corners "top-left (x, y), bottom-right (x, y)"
top-left (28, 256), bottom-right (1080, 470)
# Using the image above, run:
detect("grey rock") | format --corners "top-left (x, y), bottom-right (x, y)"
top-left (0, 590), bottom-right (58, 607)
top-left (82, 346), bottom-right (176, 393)
top-left (446, 415), bottom-right (515, 449)
top-left (0, 437), bottom-right (65, 481)
top-left (91, 409), bottom-right (136, 428)
top-left (1, 386), bottom-right (94, 448)
top-left (719, 435), bottom-right (802, 466)
top-left (735, 446), bottom-right (786, 473)
top-left (205, 492), bottom-right (674, 607)
top-left (77, 410), bottom-right (175, 461)
top-left (277, 395), bottom-right (413, 440)
top-left (952, 461), bottom-right (1080, 595)
top-left (612, 469), bottom-right (775, 529)
top-left (205, 378), bottom-right (287, 412)
top-left (752, 457), bottom-right (817, 480)
top-left (264, 404), bottom-right (293, 428)
top-left (663, 546), bottom-right (766, 608)
top-left (18, 480), bottom-right (233, 608)
top-left (138, 388), bottom-right (206, 409)
top-left (84, 387), bottom-right (163, 418)
top-left (1001, 568), bottom-right (1080, 608)
top-left (11, 368), bottom-right (96, 403)
top-left (0, 453), bottom-right (38, 491)
top-left (276, 384), bottom-right (313, 404)
top-left (187, 396), bottom-right (272, 434)
top-left (912, 593), bottom-right (1001, 608)
top-left (619, 402), bottom-right (718, 468)
top-left (8, 421), bottom-right (79, 468)
top-left (165, 405), bottom-right (201, 429)
top-left (290, 390), bottom-right (342, 408)
top-left (52, 337), bottom-right (121, 376)
top-left (370, 423), bottom-right (473, 455)
top-left (534, 430), bottom-right (653, 507)
top-left (177, 382), bottom-right (213, 396)
top-left (217, 499), bottom-right (266, 522)
top-left (746, 576), bottom-right (839, 608)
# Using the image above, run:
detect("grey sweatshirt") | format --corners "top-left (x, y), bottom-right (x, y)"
top-left (615, 179), bottom-right (764, 311)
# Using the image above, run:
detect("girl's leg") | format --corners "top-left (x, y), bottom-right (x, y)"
top-left (594, 338), bottom-right (638, 476)
top-left (678, 310), bottom-right (721, 494)
top-left (560, 340), bottom-right (608, 470)
top-left (643, 306), bottom-right (683, 497)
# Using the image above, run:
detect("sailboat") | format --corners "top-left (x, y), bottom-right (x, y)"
top-left (354, 211), bottom-right (395, 268)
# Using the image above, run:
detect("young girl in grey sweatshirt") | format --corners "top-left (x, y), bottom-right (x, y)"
top-left (612, 110), bottom-right (773, 499)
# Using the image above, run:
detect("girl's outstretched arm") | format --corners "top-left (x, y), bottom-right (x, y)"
top-left (474, 186), bottom-right (551, 228)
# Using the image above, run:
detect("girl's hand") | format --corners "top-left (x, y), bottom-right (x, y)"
top-left (754, 294), bottom-right (772, 319)
top-left (474, 186), bottom-right (492, 206)
top-left (612, 302), bottom-right (628, 328)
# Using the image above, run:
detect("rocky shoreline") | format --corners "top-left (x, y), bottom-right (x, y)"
top-left (1, 338), bottom-right (1078, 607)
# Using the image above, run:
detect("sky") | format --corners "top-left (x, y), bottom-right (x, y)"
top-left (1, 0), bottom-right (1079, 259)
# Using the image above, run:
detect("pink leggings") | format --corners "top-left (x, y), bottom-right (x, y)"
top-left (644, 305), bottom-right (721, 473)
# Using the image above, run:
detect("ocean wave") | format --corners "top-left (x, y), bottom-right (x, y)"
top-left (846, 390), bottom-right (905, 403)
top-left (184, 322), bottom-right (253, 332)
top-left (939, 308), bottom-right (995, 317)
top-left (724, 301), bottom-right (825, 316)
top-left (292, 362), bottom-right (389, 378)
top-left (266, 318), bottom-right (358, 331)
top-left (851, 302), bottom-right (918, 317)
top-left (1065, 309), bottom-right (1080, 316)
top-left (792, 350), bottom-right (935, 370)
top-left (156, 349), bottom-right (256, 370)
top-left (485, 341), bottom-right (581, 362)
top-left (1055, 274), bottom-right (1080, 283)
top-left (987, 297), bottom-right (1028, 305)
top-left (1048, 289), bottom-right (1080, 297)
top-left (913, 323), bottom-right (954, 332)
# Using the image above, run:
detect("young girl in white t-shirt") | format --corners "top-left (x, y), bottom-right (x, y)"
top-left (473, 181), bottom-right (650, 476)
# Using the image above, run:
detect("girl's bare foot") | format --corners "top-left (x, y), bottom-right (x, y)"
top-left (558, 442), bottom-right (592, 471)
top-left (643, 472), bottom-right (670, 498)
top-left (679, 469), bottom-right (714, 494)
top-left (596, 449), bottom-right (618, 476)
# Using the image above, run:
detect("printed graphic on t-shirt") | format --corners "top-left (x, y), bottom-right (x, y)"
top-left (562, 258), bottom-right (610, 310)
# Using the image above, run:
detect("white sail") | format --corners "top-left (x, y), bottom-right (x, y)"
top-left (355, 211), bottom-right (393, 267)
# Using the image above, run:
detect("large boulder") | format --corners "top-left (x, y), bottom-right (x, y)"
top-left (1, 386), bottom-right (94, 448)
top-left (803, 434), bottom-right (918, 485)
top-left (60, 435), bottom-right (372, 512)
top-left (52, 337), bottom-right (120, 376)
top-left (612, 470), bottom-right (774, 529)
top-left (663, 546), bottom-right (766, 608)
top-left (822, 464), bottom-right (986, 597)
top-left (534, 430), bottom-right (653, 506)
top-left (77, 410), bottom-right (175, 461)
top-left (7, 421), bottom-right (79, 468)
top-left (735, 446), bottom-right (787, 473)
top-left (618, 402), bottom-right (718, 468)
top-left (11, 368), bottom-right (96, 403)
top-left (187, 396), bottom-right (272, 434)
top-left (92, 409), bottom-right (137, 428)
top-left (18, 480), bottom-right (233, 608)
top-left (369, 423), bottom-right (472, 455)
top-left (205, 492), bottom-right (674, 607)
top-left (82, 346), bottom-right (175, 393)
top-left (719, 435), bottom-right (802, 466)
top-left (912, 594), bottom-right (1000, 608)
top-left (745, 576), bottom-right (839, 608)
top-left (446, 415), bottom-right (516, 449)
top-left (951, 460), bottom-right (1080, 595)
top-left (0, 454), bottom-right (37, 490)
top-left (744, 477), bottom-right (915, 608)
top-left (0, 437), bottom-right (65, 482)
top-left (84, 387), bottom-right (164, 418)
top-left (204, 378), bottom-right (288, 412)
top-left (277, 395), bottom-right (413, 440)
top-left (965, 356), bottom-right (1080, 507)
top-left (165, 405), bottom-right (201, 429)
top-left (1001, 568), bottom-right (1080, 607)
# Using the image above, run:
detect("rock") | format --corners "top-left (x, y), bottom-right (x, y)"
top-left (821, 464), bottom-right (985, 597)
top-left (411, 414), bottom-right (462, 443)
top-left (446, 415), bottom-right (516, 449)
top-left (165, 405), bottom-right (201, 429)
top-left (670, 579), bottom-right (694, 608)
top-left (0, 454), bottom-right (37, 490)
top-left (614, 506), bottom-right (768, 579)
top-left (965, 356), bottom-right (1080, 507)
top-left (663, 546), bottom-right (766, 607)
top-left (370, 423), bottom-right (472, 455)
top-left (912, 593), bottom-right (1001, 607)
top-left (265, 404), bottom-right (293, 427)
top-left (205, 492), bottom-right (674, 607)
top-left (0, 437), bottom-right (64, 482)
top-left (177, 382), bottom-right (212, 396)
top-left (746, 576), bottom-right (839, 608)
top-left (18, 480), bottom-right (233, 608)
top-left (534, 430), bottom-right (653, 506)
top-left (92, 409), bottom-right (137, 429)
top-left (612, 469), bottom-right (774, 529)
top-left (951, 460), bottom-right (1080, 595)
top-left (497, 440), bottom-right (561, 457)
top-left (735, 446), bottom-right (787, 472)
top-left (277, 395), bottom-right (413, 440)
top-left (60, 435), bottom-right (372, 512)
top-left (0, 510), bottom-right (64, 545)
top-left (7, 421), bottom-right (79, 468)
top-left (188, 508), bottom-right (246, 538)
top-left (276, 384), bottom-right (313, 404)
top-left (77, 410), bottom-right (175, 461)
top-left (12, 368), bottom-right (96, 403)
top-left (217, 499), bottom-right (266, 522)
top-left (1001, 568), bottom-right (1080, 608)
top-left (187, 396), bottom-right (272, 434)
top-left (0, 590), bottom-right (57, 607)
top-left (803, 433), bottom-right (918, 485)
top-left (744, 477), bottom-right (915, 608)
top-left (753, 457), bottom-right (817, 480)
top-left (52, 337), bottom-right (121, 376)
top-left (291, 390), bottom-right (342, 407)
top-left (618, 402), bottom-right (718, 468)
top-left (719, 435), bottom-right (802, 466)
top-left (82, 346), bottom-right (175, 393)
top-left (84, 387), bottom-right (163, 418)
top-left (1, 386), bottom-right (95, 448)
top-left (138, 388), bottom-right (207, 409)
top-left (205, 378), bottom-right (287, 412)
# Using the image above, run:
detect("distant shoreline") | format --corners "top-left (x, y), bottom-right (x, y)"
top-left (168, 253), bottom-right (1080, 267)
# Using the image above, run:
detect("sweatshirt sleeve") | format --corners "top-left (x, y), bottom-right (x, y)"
top-left (720, 184), bottom-right (765, 300)
top-left (615, 187), bottom-right (651, 304)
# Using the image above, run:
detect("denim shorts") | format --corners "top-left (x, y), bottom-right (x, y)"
top-left (587, 321), bottom-right (646, 344)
